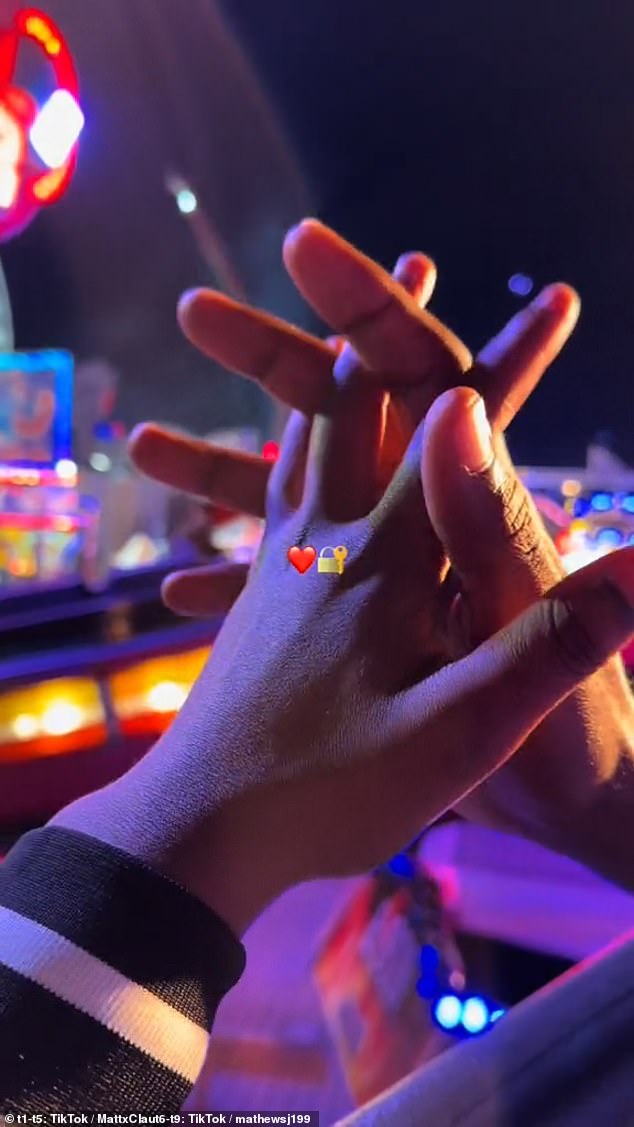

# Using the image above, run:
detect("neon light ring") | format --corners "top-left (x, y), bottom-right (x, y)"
top-left (0, 8), bottom-right (84, 242)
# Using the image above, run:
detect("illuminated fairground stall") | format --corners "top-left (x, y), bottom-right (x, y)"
top-left (0, 327), bottom-right (261, 837)
top-left (519, 444), bottom-right (634, 671)
top-left (0, 8), bottom-right (262, 835)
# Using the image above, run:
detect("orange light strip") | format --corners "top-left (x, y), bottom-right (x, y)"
top-left (23, 13), bottom-right (61, 55)
top-left (0, 465), bottom-right (76, 487)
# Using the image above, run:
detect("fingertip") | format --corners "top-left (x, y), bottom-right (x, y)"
top-left (177, 288), bottom-right (231, 339)
top-left (161, 562), bottom-right (249, 618)
top-left (282, 219), bottom-right (349, 313)
top-left (421, 388), bottom-right (490, 502)
top-left (128, 421), bottom-right (162, 465)
top-left (533, 282), bottom-right (581, 325)
top-left (177, 290), bottom-right (206, 342)
top-left (424, 385), bottom-right (481, 437)
top-left (325, 334), bottom-right (346, 354)
top-left (423, 387), bottom-right (493, 477)
top-left (177, 288), bottom-right (205, 323)
top-left (283, 218), bottom-right (326, 262)
top-left (393, 252), bottom-right (437, 308)
top-left (128, 421), bottom-right (150, 449)
top-left (394, 251), bottom-right (436, 286)
top-left (394, 250), bottom-right (430, 275)
top-left (161, 572), bottom-right (188, 613)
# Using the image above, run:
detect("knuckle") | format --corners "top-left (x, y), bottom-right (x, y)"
top-left (544, 596), bottom-right (604, 680)
top-left (201, 448), bottom-right (238, 503)
top-left (337, 294), bottom-right (394, 341)
top-left (495, 473), bottom-right (543, 559)
top-left (494, 391), bottom-right (519, 430)
top-left (251, 340), bottom-right (283, 388)
top-left (333, 343), bottom-right (366, 391)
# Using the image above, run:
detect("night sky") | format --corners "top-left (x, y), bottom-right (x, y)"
top-left (2, 0), bottom-right (633, 465)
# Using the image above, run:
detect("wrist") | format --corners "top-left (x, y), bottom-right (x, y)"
top-left (52, 730), bottom-right (297, 936)
top-left (152, 792), bottom-right (295, 935)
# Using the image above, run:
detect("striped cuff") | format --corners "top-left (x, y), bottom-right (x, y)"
top-left (0, 826), bottom-right (246, 1112)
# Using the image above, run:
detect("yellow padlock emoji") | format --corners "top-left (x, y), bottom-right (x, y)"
top-left (318, 545), bottom-right (348, 575)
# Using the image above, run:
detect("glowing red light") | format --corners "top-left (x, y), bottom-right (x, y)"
top-left (262, 441), bottom-right (280, 462)
top-left (554, 530), bottom-right (571, 555)
top-left (0, 8), bottom-right (81, 241)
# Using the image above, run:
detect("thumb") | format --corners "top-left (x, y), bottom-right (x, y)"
top-left (390, 548), bottom-right (634, 822)
top-left (422, 386), bottom-right (565, 642)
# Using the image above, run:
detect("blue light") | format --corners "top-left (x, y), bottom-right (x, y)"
top-left (590, 492), bottom-right (613, 512)
top-left (622, 495), bottom-right (634, 514)
top-left (461, 996), bottom-right (490, 1034)
top-left (489, 1008), bottom-right (506, 1024)
top-left (176, 188), bottom-right (198, 215)
top-left (416, 975), bottom-right (437, 1000)
top-left (508, 273), bottom-right (534, 297)
top-left (573, 497), bottom-right (590, 518)
top-left (433, 994), bottom-right (462, 1030)
top-left (596, 528), bottom-right (624, 548)
top-left (386, 852), bottom-right (415, 879)
top-left (629, 533), bottom-right (634, 547)
top-left (417, 949), bottom-right (441, 999)
top-left (420, 944), bottom-right (440, 971)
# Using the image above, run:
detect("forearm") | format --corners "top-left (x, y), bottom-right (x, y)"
top-left (53, 709), bottom-right (299, 935)
top-left (0, 716), bottom-right (299, 1112)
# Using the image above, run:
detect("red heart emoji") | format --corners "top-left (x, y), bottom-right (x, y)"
top-left (287, 545), bottom-right (317, 574)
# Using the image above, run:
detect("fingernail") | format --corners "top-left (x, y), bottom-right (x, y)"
top-left (177, 289), bottom-right (202, 318)
top-left (394, 253), bottom-right (423, 293)
top-left (285, 222), bottom-right (303, 242)
top-left (532, 283), bottom-right (578, 318)
top-left (394, 252), bottom-right (418, 276)
top-left (456, 396), bottom-right (494, 473)
top-left (285, 217), bottom-right (320, 244)
top-left (128, 423), bottom-right (147, 446)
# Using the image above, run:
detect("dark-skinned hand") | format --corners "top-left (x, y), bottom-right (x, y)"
top-left (131, 220), bottom-right (634, 889)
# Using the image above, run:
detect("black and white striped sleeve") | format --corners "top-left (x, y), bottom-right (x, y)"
top-left (0, 826), bottom-right (246, 1112)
